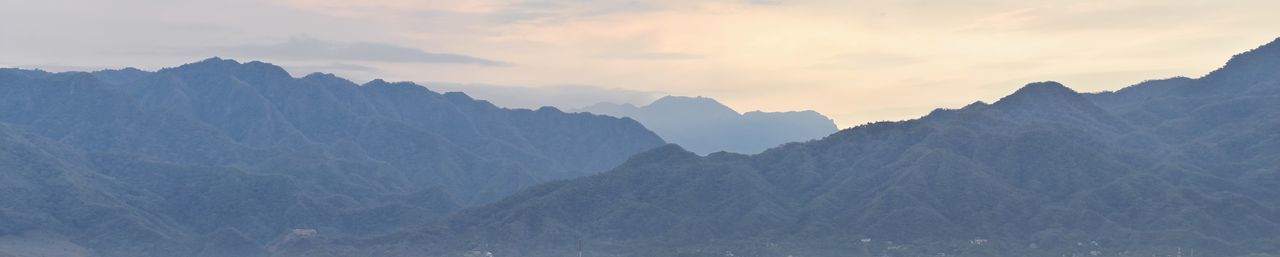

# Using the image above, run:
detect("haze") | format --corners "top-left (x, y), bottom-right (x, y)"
top-left (3, 0), bottom-right (1279, 127)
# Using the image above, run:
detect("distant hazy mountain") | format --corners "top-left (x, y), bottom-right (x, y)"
top-left (347, 38), bottom-right (1280, 257)
top-left (0, 58), bottom-right (665, 257)
top-left (423, 83), bottom-right (664, 111)
top-left (575, 96), bottom-right (839, 154)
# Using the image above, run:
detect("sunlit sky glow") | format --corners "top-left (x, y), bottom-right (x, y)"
top-left (3, 0), bottom-right (1279, 127)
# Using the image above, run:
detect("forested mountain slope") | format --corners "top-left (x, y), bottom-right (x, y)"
top-left (0, 58), bottom-right (665, 257)
top-left (352, 38), bottom-right (1280, 257)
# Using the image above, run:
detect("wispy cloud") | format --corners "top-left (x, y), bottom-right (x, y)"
top-left (284, 63), bottom-right (378, 72)
top-left (957, 2), bottom-right (1224, 33)
top-left (215, 36), bottom-right (510, 66)
top-left (807, 52), bottom-right (923, 70)
top-left (744, 0), bottom-right (786, 6)
top-left (425, 82), bottom-right (666, 109)
top-left (486, 0), bottom-right (663, 24)
top-left (8, 0), bottom-right (1280, 127)
top-left (594, 51), bottom-right (700, 60)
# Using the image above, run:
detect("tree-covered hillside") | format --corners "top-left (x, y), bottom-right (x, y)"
top-left (0, 59), bottom-right (666, 257)
top-left (350, 38), bottom-right (1280, 257)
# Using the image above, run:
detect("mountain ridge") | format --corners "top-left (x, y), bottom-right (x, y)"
top-left (343, 38), bottom-right (1280, 257)
top-left (0, 58), bottom-right (667, 257)
top-left (575, 95), bottom-right (839, 155)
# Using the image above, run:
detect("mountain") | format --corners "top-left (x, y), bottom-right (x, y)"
top-left (0, 58), bottom-right (666, 257)
top-left (575, 96), bottom-right (839, 154)
top-left (346, 38), bottom-right (1280, 257)
top-left (422, 83), bottom-right (664, 111)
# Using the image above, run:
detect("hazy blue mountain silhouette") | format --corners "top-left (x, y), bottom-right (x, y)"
top-left (0, 58), bottom-right (665, 257)
top-left (576, 96), bottom-right (839, 154)
top-left (350, 38), bottom-right (1280, 257)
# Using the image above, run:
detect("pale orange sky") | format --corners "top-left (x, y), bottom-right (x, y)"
top-left (3, 0), bottom-right (1280, 127)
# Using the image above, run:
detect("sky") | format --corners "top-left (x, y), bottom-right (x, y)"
top-left (3, 0), bottom-right (1279, 127)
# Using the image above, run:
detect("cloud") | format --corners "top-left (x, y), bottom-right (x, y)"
top-left (284, 63), bottom-right (378, 72)
top-left (424, 83), bottom-right (665, 110)
top-left (594, 51), bottom-right (700, 60)
top-left (745, 0), bottom-right (786, 6)
top-left (807, 52), bottom-right (923, 70)
top-left (277, 0), bottom-right (498, 14)
top-left (10, 0), bottom-right (1280, 128)
top-left (280, 0), bottom-right (666, 25)
top-left (216, 36), bottom-right (509, 66)
top-left (957, 2), bottom-right (1224, 33)
top-left (485, 0), bottom-right (663, 24)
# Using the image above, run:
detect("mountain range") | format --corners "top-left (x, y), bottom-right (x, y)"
top-left (0, 58), bottom-right (665, 257)
top-left (575, 96), bottom-right (839, 154)
top-left (318, 38), bottom-right (1280, 257)
top-left (4, 38), bottom-right (1280, 257)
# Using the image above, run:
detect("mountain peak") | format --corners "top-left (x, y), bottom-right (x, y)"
top-left (162, 57), bottom-right (238, 72)
top-left (165, 58), bottom-right (293, 82)
top-left (372, 79), bottom-right (417, 86)
top-left (1224, 37), bottom-right (1280, 65)
top-left (647, 95), bottom-right (739, 115)
top-left (301, 72), bottom-right (338, 81)
top-left (90, 67), bottom-right (151, 85)
top-left (363, 79), bottom-right (419, 88)
top-left (536, 106), bottom-right (563, 113)
top-left (995, 81), bottom-right (1082, 106)
top-left (576, 95), bottom-right (838, 155)
top-left (1013, 81), bottom-right (1075, 96)
top-left (194, 57), bottom-right (241, 66)
top-left (1200, 37), bottom-right (1280, 83)
top-left (300, 72), bottom-right (357, 86)
top-left (651, 95), bottom-right (722, 106)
